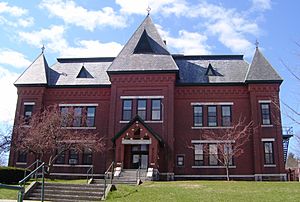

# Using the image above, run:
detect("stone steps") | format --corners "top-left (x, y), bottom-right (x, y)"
top-left (25, 182), bottom-right (104, 201)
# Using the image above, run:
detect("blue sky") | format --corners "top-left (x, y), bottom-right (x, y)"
top-left (0, 0), bottom-right (299, 155)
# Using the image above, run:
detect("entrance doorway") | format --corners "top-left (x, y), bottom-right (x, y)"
top-left (129, 144), bottom-right (149, 169)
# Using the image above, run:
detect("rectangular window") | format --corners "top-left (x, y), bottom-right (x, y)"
top-left (177, 155), bottom-right (184, 166)
top-left (86, 107), bottom-right (96, 127)
top-left (224, 144), bottom-right (233, 166)
top-left (17, 151), bottom-right (27, 163)
top-left (261, 103), bottom-right (271, 125)
top-left (24, 104), bottom-right (34, 124)
top-left (56, 150), bottom-right (65, 164)
top-left (83, 148), bottom-right (92, 165)
top-left (122, 100), bottom-right (132, 121)
top-left (193, 106), bottom-right (203, 127)
top-left (208, 106), bottom-right (217, 127)
top-left (264, 142), bottom-right (274, 164)
top-left (137, 99), bottom-right (147, 120)
top-left (209, 144), bottom-right (218, 165)
top-left (221, 106), bottom-right (232, 126)
top-left (151, 99), bottom-right (161, 120)
top-left (60, 107), bottom-right (69, 127)
top-left (194, 144), bottom-right (204, 166)
top-left (69, 149), bottom-right (79, 164)
top-left (73, 107), bottom-right (82, 127)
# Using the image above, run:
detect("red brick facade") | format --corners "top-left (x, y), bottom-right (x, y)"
top-left (9, 16), bottom-right (286, 180)
top-left (9, 75), bottom-right (285, 180)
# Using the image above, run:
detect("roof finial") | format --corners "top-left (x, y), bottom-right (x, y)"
top-left (146, 6), bottom-right (151, 15)
top-left (255, 39), bottom-right (259, 49)
top-left (41, 44), bottom-right (45, 53)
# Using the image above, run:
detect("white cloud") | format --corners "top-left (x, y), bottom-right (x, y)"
top-left (0, 2), bottom-right (34, 28)
top-left (40, 0), bottom-right (127, 31)
top-left (0, 2), bottom-right (27, 17)
top-left (18, 17), bottom-right (34, 28)
top-left (116, 0), bottom-right (188, 16)
top-left (251, 0), bottom-right (272, 11)
top-left (0, 66), bottom-right (18, 124)
top-left (19, 25), bottom-right (68, 53)
top-left (156, 24), bottom-right (211, 55)
top-left (185, 2), bottom-right (259, 56)
top-left (19, 25), bottom-right (122, 57)
top-left (0, 49), bottom-right (31, 69)
top-left (60, 40), bottom-right (123, 58)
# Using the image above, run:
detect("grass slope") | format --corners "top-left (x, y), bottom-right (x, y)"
top-left (107, 181), bottom-right (300, 202)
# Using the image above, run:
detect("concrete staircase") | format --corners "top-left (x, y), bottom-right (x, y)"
top-left (113, 169), bottom-right (147, 185)
top-left (25, 182), bottom-right (105, 202)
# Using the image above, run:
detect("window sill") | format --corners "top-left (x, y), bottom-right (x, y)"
top-left (192, 165), bottom-right (236, 169)
top-left (264, 164), bottom-right (276, 167)
top-left (261, 125), bottom-right (273, 128)
top-left (21, 125), bottom-right (31, 128)
top-left (53, 164), bottom-right (92, 168)
top-left (192, 126), bottom-right (234, 129)
top-left (145, 120), bottom-right (163, 123)
top-left (119, 121), bottom-right (129, 123)
top-left (120, 120), bottom-right (163, 124)
top-left (16, 162), bottom-right (27, 165)
top-left (61, 127), bottom-right (96, 130)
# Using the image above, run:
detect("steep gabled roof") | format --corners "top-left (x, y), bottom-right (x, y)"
top-left (112, 115), bottom-right (164, 146)
top-left (246, 48), bottom-right (282, 83)
top-left (107, 15), bottom-right (178, 73)
top-left (14, 53), bottom-right (49, 86)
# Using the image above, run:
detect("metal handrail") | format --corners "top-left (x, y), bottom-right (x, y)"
top-left (19, 162), bottom-right (46, 202)
top-left (103, 161), bottom-right (114, 199)
top-left (24, 159), bottom-right (42, 179)
top-left (86, 165), bottom-right (94, 183)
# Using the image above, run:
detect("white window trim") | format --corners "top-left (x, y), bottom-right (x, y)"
top-left (191, 102), bottom-right (233, 106)
top-left (264, 164), bottom-right (276, 167)
top-left (24, 102), bottom-right (35, 105)
top-left (61, 127), bottom-right (96, 130)
top-left (192, 126), bottom-right (233, 129)
top-left (119, 120), bottom-right (130, 124)
top-left (16, 162), bottom-right (27, 165)
top-left (261, 138), bottom-right (275, 142)
top-left (120, 96), bottom-right (164, 99)
top-left (192, 140), bottom-right (235, 144)
top-left (145, 120), bottom-right (163, 123)
top-left (192, 165), bottom-right (236, 169)
top-left (258, 100), bottom-right (272, 103)
top-left (59, 103), bottom-right (98, 107)
top-left (261, 125), bottom-right (273, 128)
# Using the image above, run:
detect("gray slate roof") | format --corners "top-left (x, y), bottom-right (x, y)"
top-left (14, 16), bottom-right (282, 87)
top-left (246, 48), bottom-right (282, 82)
top-left (49, 58), bottom-right (112, 86)
top-left (14, 53), bottom-right (49, 85)
top-left (107, 15), bottom-right (178, 73)
top-left (174, 55), bottom-right (249, 84)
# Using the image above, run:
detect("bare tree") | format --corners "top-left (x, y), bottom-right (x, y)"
top-left (202, 118), bottom-right (254, 181)
top-left (0, 126), bottom-right (12, 165)
top-left (13, 105), bottom-right (105, 174)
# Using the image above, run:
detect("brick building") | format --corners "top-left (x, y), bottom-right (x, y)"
top-left (9, 15), bottom-right (286, 180)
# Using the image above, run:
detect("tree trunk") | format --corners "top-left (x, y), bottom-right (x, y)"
top-left (226, 165), bottom-right (230, 181)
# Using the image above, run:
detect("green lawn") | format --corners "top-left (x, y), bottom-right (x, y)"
top-left (107, 181), bottom-right (300, 202)
top-left (0, 179), bottom-right (87, 200)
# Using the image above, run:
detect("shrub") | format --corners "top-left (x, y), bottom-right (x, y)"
top-left (0, 166), bottom-right (27, 184)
